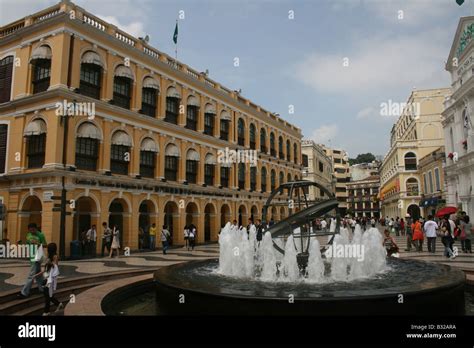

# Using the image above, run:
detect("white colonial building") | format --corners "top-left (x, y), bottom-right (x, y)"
top-left (443, 16), bottom-right (474, 217)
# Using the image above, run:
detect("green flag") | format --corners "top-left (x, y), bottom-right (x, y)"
top-left (173, 21), bottom-right (178, 44)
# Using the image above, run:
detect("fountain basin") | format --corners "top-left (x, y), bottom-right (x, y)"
top-left (154, 258), bottom-right (465, 315)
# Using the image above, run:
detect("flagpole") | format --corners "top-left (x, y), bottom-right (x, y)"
top-left (174, 19), bottom-right (178, 65)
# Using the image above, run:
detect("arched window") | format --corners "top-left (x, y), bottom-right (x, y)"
top-left (30, 45), bottom-right (52, 94)
top-left (404, 152), bottom-right (417, 170)
top-left (75, 122), bottom-right (101, 171)
top-left (287, 173), bottom-right (292, 183)
top-left (260, 128), bottom-right (267, 153)
top-left (204, 153), bottom-right (216, 186)
top-left (271, 169), bottom-right (276, 191)
top-left (238, 163), bottom-right (246, 189)
top-left (204, 104), bottom-right (216, 136)
top-left (110, 131), bottom-right (131, 175)
top-left (220, 110), bottom-right (231, 141)
top-left (249, 123), bottom-right (256, 150)
top-left (80, 51), bottom-right (103, 99)
top-left (279, 171), bottom-right (284, 185)
top-left (250, 166), bottom-right (257, 191)
top-left (24, 119), bottom-right (47, 168)
top-left (286, 140), bottom-right (291, 162)
top-left (186, 149), bottom-right (200, 183)
top-left (278, 136), bottom-right (284, 159)
top-left (237, 118), bottom-right (245, 146)
top-left (164, 144), bottom-right (179, 181)
top-left (186, 95), bottom-right (199, 131)
top-left (220, 162), bottom-right (230, 188)
top-left (141, 77), bottom-right (159, 117)
top-left (165, 86), bottom-right (180, 124)
top-left (113, 65), bottom-right (133, 109)
top-left (406, 178), bottom-right (419, 196)
top-left (0, 56), bottom-right (14, 103)
top-left (270, 132), bottom-right (276, 157)
top-left (261, 167), bottom-right (267, 192)
top-left (140, 138), bottom-right (158, 178)
top-left (293, 143), bottom-right (298, 164)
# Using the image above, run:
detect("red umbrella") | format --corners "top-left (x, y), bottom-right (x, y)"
top-left (435, 206), bottom-right (457, 217)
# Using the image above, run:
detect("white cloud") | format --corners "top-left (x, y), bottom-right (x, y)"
top-left (96, 15), bottom-right (145, 38)
top-left (309, 124), bottom-right (338, 145)
top-left (293, 29), bottom-right (451, 95)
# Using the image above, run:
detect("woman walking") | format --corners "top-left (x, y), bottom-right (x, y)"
top-left (36, 243), bottom-right (62, 316)
top-left (462, 215), bottom-right (473, 253)
top-left (109, 225), bottom-right (120, 258)
top-left (411, 218), bottom-right (424, 252)
top-left (439, 217), bottom-right (455, 259)
top-left (183, 225), bottom-right (189, 250)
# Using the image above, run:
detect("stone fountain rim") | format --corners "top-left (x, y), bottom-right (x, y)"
top-left (153, 258), bottom-right (466, 301)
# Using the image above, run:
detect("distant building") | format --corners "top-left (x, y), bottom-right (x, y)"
top-left (347, 175), bottom-right (381, 219)
top-left (418, 147), bottom-right (447, 217)
top-left (379, 88), bottom-right (450, 220)
top-left (443, 16), bottom-right (474, 218)
top-left (320, 145), bottom-right (350, 215)
top-left (301, 140), bottom-right (334, 201)
top-left (349, 162), bottom-right (380, 181)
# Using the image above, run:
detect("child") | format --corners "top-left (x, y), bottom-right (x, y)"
top-left (36, 243), bottom-right (62, 315)
top-left (383, 229), bottom-right (399, 257)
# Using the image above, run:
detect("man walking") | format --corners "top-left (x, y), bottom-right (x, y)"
top-left (86, 225), bottom-right (97, 257)
top-left (101, 222), bottom-right (112, 257)
top-left (149, 223), bottom-right (157, 251)
top-left (161, 225), bottom-right (171, 254)
top-left (19, 223), bottom-right (47, 298)
top-left (424, 215), bottom-right (438, 253)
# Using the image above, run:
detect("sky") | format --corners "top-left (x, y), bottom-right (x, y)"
top-left (0, 0), bottom-right (470, 157)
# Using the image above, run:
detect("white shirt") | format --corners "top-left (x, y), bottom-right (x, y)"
top-left (321, 220), bottom-right (327, 229)
top-left (423, 220), bottom-right (438, 238)
top-left (86, 228), bottom-right (97, 242)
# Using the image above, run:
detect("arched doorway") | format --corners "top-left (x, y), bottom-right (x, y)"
top-left (109, 199), bottom-right (128, 248)
top-left (220, 204), bottom-right (231, 228)
top-left (407, 204), bottom-right (421, 220)
top-left (73, 197), bottom-right (98, 256)
top-left (19, 196), bottom-right (42, 243)
top-left (139, 200), bottom-right (155, 249)
top-left (204, 204), bottom-right (216, 242)
top-left (251, 205), bottom-right (258, 223)
top-left (238, 205), bottom-right (247, 227)
top-left (186, 202), bottom-right (199, 231)
top-left (164, 201), bottom-right (179, 245)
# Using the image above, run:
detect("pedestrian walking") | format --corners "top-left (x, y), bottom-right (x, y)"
top-left (109, 225), bottom-right (120, 258)
top-left (86, 225), bottom-right (97, 257)
top-left (161, 225), bottom-right (171, 254)
top-left (101, 222), bottom-right (112, 257)
top-left (188, 224), bottom-right (197, 251)
top-left (411, 218), bottom-right (424, 252)
top-left (35, 243), bottom-right (63, 316)
top-left (439, 216), bottom-right (455, 259)
top-left (18, 223), bottom-right (47, 298)
top-left (423, 215), bottom-right (438, 253)
top-left (461, 215), bottom-right (473, 253)
top-left (149, 223), bottom-right (157, 251)
top-left (183, 225), bottom-right (189, 249)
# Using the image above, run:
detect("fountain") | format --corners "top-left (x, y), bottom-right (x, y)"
top-left (154, 181), bottom-right (466, 315)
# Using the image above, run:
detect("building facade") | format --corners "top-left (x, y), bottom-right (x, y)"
top-left (443, 16), bottom-right (474, 218)
top-left (346, 175), bottom-right (380, 218)
top-left (301, 139), bottom-right (334, 201)
top-left (418, 147), bottom-right (447, 216)
top-left (0, 1), bottom-right (303, 255)
top-left (321, 145), bottom-right (350, 215)
top-left (380, 88), bottom-right (450, 220)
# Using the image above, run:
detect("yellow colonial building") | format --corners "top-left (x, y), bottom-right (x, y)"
top-left (0, 1), bottom-right (303, 255)
top-left (380, 88), bottom-right (450, 220)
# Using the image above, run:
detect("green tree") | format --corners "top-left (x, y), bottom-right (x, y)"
top-left (349, 153), bottom-right (376, 165)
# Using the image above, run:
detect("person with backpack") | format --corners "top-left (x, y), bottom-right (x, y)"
top-left (34, 243), bottom-right (63, 315)
top-left (161, 225), bottom-right (171, 254)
